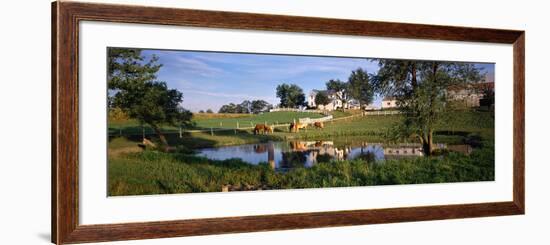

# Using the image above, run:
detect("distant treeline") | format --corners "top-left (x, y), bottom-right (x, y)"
top-left (218, 100), bottom-right (273, 114)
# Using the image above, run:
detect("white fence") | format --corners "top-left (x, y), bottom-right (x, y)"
top-left (270, 107), bottom-right (401, 116)
top-left (269, 108), bottom-right (328, 115)
top-left (298, 115), bottom-right (333, 124)
top-left (364, 110), bottom-right (401, 116)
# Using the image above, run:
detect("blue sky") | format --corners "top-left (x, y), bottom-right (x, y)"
top-left (140, 49), bottom-right (494, 112)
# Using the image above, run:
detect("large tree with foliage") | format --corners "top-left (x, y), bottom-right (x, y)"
top-left (218, 103), bottom-right (237, 113)
top-left (325, 79), bottom-right (349, 110)
top-left (250, 100), bottom-right (271, 114)
top-left (218, 100), bottom-right (271, 114)
top-left (276, 83), bottom-right (306, 108)
top-left (371, 59), bottom-right (484, 155)
top-left (314, 91), bottom-right (331, 108)
top-left (238, 100), bottom-right (251, 114)
top-left (348, 68), bottom-right (374, 108)
top-left (108, 48), bottom-right (192, 146)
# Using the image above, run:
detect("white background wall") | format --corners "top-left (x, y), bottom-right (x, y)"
top-left (0, 0), bottom-right (548, 244)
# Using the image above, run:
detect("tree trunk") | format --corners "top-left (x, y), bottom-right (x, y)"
top-left (420, 62), bottom-right (439, 156)
top-left (421, 129), bottom-right (434, 156)
top-left (411, 63), bottom-right (417, 90)
top-left (151, 124), bottom-right (169, 146)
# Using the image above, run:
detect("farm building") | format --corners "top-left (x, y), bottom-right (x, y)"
top-left (447, 82), bottom-right (494, 107)
top-left (381, 97), bottom-right (398, 109)
top-left (307, 90), bottom-right (345, 111)
top-left (308, 90), bottom-right (375, 111)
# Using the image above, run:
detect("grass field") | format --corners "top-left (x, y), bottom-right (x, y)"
top-left (193, 111), bottom-right (325, 129)
top-left (108, 109), bottom-right (495, 195)
top-left (108, 111), bottom-right (327, 135)
top-left (108, 110), bottom-right (494, 150)
top-left (108, 113), bottom-right (398, 151)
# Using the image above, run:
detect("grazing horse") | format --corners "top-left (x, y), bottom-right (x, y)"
top-left (289, 122), bottom-right (308, 133)
top-left (265, 125), bottom-right (274, 134)
top-left (254, 124), bottom-right (273, 135)
top-left (313, 122), bottom-right (324, 129)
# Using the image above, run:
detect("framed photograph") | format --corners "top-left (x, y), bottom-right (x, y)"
top-left (52, 1), bottom-right (524, 244)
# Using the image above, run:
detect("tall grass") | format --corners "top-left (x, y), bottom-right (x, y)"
top-left (109, 146), bottom-right (494, 196)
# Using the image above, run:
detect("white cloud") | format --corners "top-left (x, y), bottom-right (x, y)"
top-left (166, 55), bottom-right (225, 77)
top-left (183, 89), bottom-right (276, 102)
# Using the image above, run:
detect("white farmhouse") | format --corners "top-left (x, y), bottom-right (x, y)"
top-left (381, 97), bottom-right (398, 109)
top-left (308, 90), bottom-right (378, 111)
top-left (447, 82), bottom-right (494, 107)
top-left (307, 90), bottom-right (345, 111)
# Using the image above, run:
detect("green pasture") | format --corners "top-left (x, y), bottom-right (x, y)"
top-left (108, 111), bottom-right (326, 136)
top-left (108, 110), bottom-right (494, 150)
top-left (193, 111), bottom-right (325, 129)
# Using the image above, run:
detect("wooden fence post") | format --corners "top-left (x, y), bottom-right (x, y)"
top-left (237, 122), bottom-right (239, 129)
top-left (179, 127), bottom-right (182, 138)
top-left (210, 127), bottom-right (213, 136)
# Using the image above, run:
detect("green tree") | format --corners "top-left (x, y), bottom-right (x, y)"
top-left (314, 91), bottom-right (331, 108)
top-left (371, 59), bottom-right (483, 155)
top-left (250, 100), bottom-right (271, 114)
top-left (238, 100), bottom-right (251, 114)
top-left (480, 86), bottom-right (495, 108)
top-left (276, 83), bottom-right (306, 108)
top-left (107, 48), bottom-right (192, 146)
top-left (348, 68), bottom-right (374, 108)
top-left (218, 103), bottom-right (237, 113)
top-left (206, 109), bottom-right (213, 113)
top-left (325, 79), bottom-right (349, 110)
top-left (108, 107), bottom-right (129, 123)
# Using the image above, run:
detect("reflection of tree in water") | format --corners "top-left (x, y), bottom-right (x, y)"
top-left (253, 144), bottom-right (267, 153)
top-left (316, 153), bottom-right (333, 163)
top-left (281, 151), bottom-right (309, 169)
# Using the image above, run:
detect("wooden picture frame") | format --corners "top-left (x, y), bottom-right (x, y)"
top-left (52, 1), bottom-right (525, 244)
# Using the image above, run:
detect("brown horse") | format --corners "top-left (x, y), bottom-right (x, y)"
top-left (313, 122), bottom-right (324, 129)
top-left (254, 124), bottom-right (273, 135)
top-left (289, 122), bottom-right (308, 133)
top-left (265, 125), bottom-right (274, 134)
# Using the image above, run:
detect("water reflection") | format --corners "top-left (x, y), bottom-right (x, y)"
top-left (197, 140), bottom-right (471, 171)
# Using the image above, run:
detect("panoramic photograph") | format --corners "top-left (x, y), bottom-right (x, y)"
top-left (107, 47), bottom-right (495, 196)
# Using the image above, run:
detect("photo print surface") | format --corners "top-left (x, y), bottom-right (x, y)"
top-left (107, 47), bottom-right (495, 196)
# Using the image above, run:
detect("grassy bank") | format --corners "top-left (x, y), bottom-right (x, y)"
top-left (109, 146), bottom-right (494, 196)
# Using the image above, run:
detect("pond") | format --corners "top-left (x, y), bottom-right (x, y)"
top-left (196, 138), bottom-right (472, 171)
